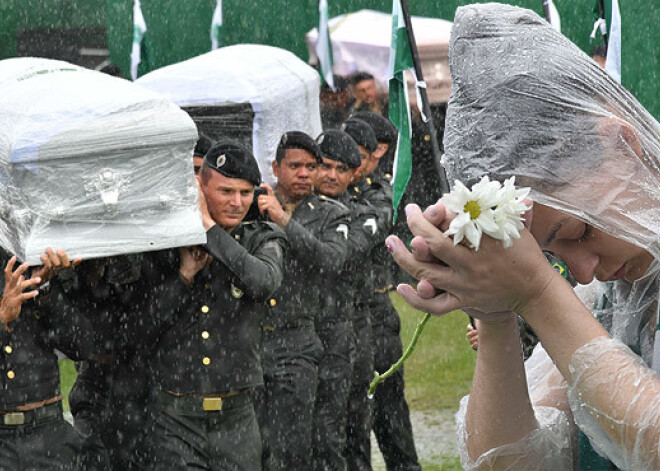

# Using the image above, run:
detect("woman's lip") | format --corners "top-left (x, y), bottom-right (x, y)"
top-left (607, 265), bottom-right (626, 281)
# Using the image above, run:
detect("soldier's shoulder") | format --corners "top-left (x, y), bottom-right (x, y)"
top-left (241, 219), bottom-right (287, 243)
top-left (317, 194), bottom-right (349, 211)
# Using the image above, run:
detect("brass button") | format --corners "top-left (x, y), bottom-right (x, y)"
top-left (201, 331), bottom-right (210, 340)
top-left (7, 370), bottom-right (14, 379)
top-left (201, 305), bottom-right (210, 314)
top-left (4, 346), bottom-right (12, 354)
top-left (202, 357), bottom-right (211, 366)
top-left (269, 299), bottom-right (277, 307)
top-left (205, 283), bottom-right (211, 290)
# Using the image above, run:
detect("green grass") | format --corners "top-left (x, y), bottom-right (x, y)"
top-left (392, 293), bottom-right (476, 412)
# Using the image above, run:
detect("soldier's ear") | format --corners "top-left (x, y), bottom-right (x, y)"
top-left (272, 160), bottom-right (279, 178)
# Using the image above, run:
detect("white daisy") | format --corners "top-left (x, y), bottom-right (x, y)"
top-left (442, 177), bottom-right (502, 251)
top-left (442, 176), bottom-right (531, 251)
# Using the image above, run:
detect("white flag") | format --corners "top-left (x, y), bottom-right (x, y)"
top-left (605, 0), bottom-right (621, 83)
top-left (544, 0), bottom-right (561, 33)
top-left (315, 0), bottom-right (334, 90)
top-left (211, 0), bottom-right (223, 51)
top-left (130, 0), bottom-right (147, 81)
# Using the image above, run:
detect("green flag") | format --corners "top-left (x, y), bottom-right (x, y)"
top-left (130, 0), bottom-right (147, 81)
top-left (316, 0), bottom-right (334, 90)
top-left (211, 0), bottom-right (223, 51)
top-left (388, 0), bottom-right (414, 222)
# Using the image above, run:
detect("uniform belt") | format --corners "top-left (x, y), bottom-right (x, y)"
top-left (0, 401), bottom-right (62, 426)
top-left (153, 388), bottom-right (251, 412)
top-left (262, 318), bottom-right (314, 332)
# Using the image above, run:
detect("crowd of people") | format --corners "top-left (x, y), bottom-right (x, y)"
top-left (0, 69), bottom-right (423, 471)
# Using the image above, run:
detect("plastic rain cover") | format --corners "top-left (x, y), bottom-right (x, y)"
top-left (136, 44), bottom-right (323, 186)
top-left (0, 58), bottom-right (205, 265)
top-left (444, 4), bottom-right (660, 470)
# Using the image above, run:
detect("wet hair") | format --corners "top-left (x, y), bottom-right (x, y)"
top-left (350, 72), bottom-right (375, 87)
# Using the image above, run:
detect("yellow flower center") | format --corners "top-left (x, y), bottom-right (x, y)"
top-left (464, 200), bottom-right (481, 219)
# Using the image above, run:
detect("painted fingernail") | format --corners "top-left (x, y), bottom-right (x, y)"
top-left (405, 204), bottom-right (414, 217)
top-left (386, 240), bottom-right (395, 254)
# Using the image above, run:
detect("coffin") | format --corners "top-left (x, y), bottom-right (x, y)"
top-left (0, 58), bottom-right (205, 264)
top-left (136, 44), bottom-right (323, 186)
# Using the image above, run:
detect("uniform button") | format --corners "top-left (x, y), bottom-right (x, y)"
top-left (201, 331), bottom-right (210, 340)
top-left (205, 283), bottom-right (211, 290)
top-left (201, 305), bottom-right (210, 314)
top-left (202, 357), bottom-right (211, 366)
top-left (269, 299), bottom-right (276, 307)
top-left (4, 346), bottom-right (12, 354)
top-left (7, 370), bottom-right (14, 379)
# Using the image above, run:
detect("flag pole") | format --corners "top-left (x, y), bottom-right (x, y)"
top-left (541, 0), bottom-right (551, 23)
top-left (398, 0), bottom-right (450, 194)
top-left (597, 0), bottom-right (609, 52)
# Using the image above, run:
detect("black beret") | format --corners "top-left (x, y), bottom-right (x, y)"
top-left (350, 71), bottom-right (375, 86)
top-left (276, 131), bottom-right (323, 163)
top-left (194, 133), bottom-right (213, 157)
top-left (203, 140), bottom-right (261, 186)
top-left (352, 112), bottom-right (397, 145)
top-left (340, 118), bottom-right (378, 152)
top-left (316, 130), bottom-right (362, 168)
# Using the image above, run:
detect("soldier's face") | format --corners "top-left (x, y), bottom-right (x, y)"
top-left (193, 156), bottom-right (204, 175)
top-left (273, 149), bottom-right (318, 200)
top-left (201, 172), bottom-right (254, 230)
top-left (353, 146), bottom-right (375, 182)
top-left (314, 157), bottom-right (355, 197)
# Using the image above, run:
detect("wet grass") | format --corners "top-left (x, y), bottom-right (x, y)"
top-left (392, 293), bottom-right (476, 412)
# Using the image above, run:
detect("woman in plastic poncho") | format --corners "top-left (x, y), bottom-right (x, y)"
top-left (386, 4), bottom-right (660, 471)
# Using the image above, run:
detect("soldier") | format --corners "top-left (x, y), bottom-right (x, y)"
top-left (339, 118), bottom-right (388, 470)
top-left (320, 75), bottom-right (351, 130)
top-left (0, 248), bottom-right (93, 470)
top-left (134, 140), bottom-right (287, 470)
top-left (312, 129), bottom-right (378, 471)
top-left (348, 72), bottom-right (387, 117)
top-left (352, 113), bottom-right (422, 471)
top-left (254, 131), bottom-right (350, 470)
top-left (67, 254), bottom-right (152, 470)
top-left (193, 132), bottom-right (213, 174)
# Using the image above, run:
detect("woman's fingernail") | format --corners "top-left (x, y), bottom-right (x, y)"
top-left (386, 239), bottom-right (395, 254)
top-left (405, 204), bottom-right (415, 217)
top-left (427, 206), bottom-right (437, 219)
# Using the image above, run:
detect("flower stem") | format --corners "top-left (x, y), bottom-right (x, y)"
top-left (368, 312), bottom-right (432, 397)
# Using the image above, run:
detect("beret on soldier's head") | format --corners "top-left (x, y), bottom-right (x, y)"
top-left (340, 118), bottom-right (378, 152)
top-left (316, 130), bottom-right (362, 168)
top-left (203, 140), bottom-right (261, 186)
top-left (194, 133), bottom-right (213, 157)
top-left (352, 112), bottom-right (397, 145)
top-left (276, 131), bottom-right (323, 163)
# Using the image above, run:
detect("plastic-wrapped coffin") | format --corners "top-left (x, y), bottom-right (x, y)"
top-left (0, 58), bottom-right (206, 265)
top-left (136, 44), bottom-right (323, 186)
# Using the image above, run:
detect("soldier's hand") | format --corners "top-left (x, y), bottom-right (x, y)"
top-left (1, 256), bottom-right (41, 332)
top-left (257, 184), bottom-right (289, 227)
top-left (195, 177), bottom-right (215, 230)
top-left (32, 247), bottom-right (81, 283)
top-left (178, 246), bottom-right (209, 286)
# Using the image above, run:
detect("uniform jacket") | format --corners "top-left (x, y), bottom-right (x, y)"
top-left (264, 193), bottom-right (349, 327)
top-left (149, 220), bottom-right (286, 395)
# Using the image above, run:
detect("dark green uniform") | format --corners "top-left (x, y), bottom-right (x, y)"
top-left (312, 193), bottom-right (379, 471)
top-left (135, 221), bottom-right (286, 470)
top-left (0, 250), bottom-right (94, 471)
top-left (347, 175), bottom-right (421, 471)
top-left (256, 193), bottom-right (349, 471)
top-left (67, 255), bottom-right (151, 470)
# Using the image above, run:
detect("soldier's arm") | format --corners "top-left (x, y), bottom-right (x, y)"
top-left (347, 203), bottom-right (380, 261)
top-left (363, 184), bottom-right (394, 242)
top-left (204, 224), bottom-right (286, 301)
top-left (284, 206), bottom-right (349, 276)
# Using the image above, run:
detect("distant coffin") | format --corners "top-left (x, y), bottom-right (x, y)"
top-left (0, 58), bottom-right (205, 264)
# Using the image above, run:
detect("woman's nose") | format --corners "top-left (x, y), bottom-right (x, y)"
top-left (564, 249), bottom-right (599, 285)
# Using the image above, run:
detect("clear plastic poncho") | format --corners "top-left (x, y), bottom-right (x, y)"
top-left (0, 58), bottom-right (205, 265)
top-left (443, 4), bottom-right (660, 470)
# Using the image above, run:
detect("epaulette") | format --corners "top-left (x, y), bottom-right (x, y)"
top-left (318, 194), bottom-right (348, 211)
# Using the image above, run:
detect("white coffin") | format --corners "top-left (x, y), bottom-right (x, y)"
top-left (136, 44), bottom-right (323, 186)
top-left (0, 58), bottom-right (206, 264)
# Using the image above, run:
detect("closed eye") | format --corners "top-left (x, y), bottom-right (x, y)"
top-left (578, 223), bottom-right (593, 242)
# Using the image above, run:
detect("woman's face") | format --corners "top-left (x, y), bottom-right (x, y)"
top-left (530, 203), bottom-right (654, 284)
